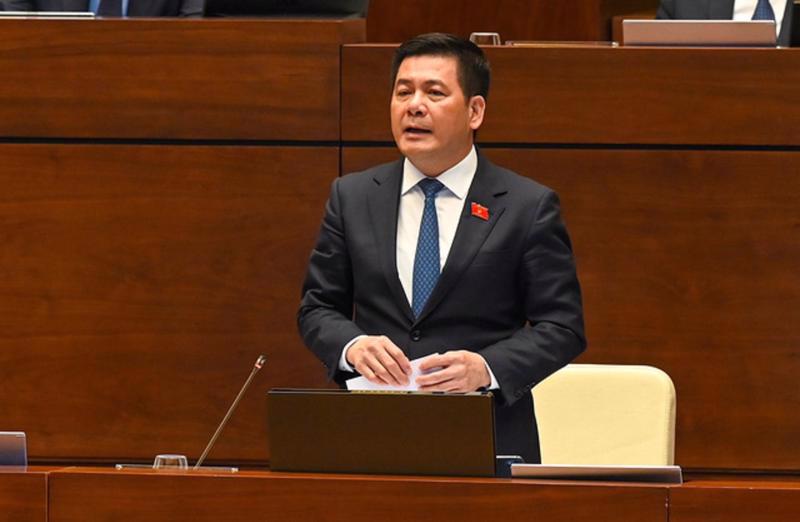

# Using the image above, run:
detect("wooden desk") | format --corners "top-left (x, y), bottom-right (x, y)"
top-left (0, 18), bottom-right (363, 140)
top-left (0, 467), bottom-right (49, 522)
top-left (5, 467), bottom-right (798, 521)
top-left (670, 477), bottom-right (800, 522)
top-left (48, 467), bottom-right (668, 522)
top-left (343, 45), bottom-right (800, 146)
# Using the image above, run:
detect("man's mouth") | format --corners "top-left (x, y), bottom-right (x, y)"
top-left (404, 126), bottom-right (432, 135)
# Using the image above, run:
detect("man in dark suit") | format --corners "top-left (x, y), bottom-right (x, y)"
top-left (0, 0), bottom-right (203, 17)
top-left (298, 33), bottom-right (585, 463)
top-left (657, 0), bottom-right (792, 46)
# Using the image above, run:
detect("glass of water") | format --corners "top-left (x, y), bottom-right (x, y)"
top-left (152, 454), bottom-right (189, 470)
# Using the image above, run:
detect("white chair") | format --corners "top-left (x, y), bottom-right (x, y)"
top-left (532, 364), bottom-right (676, 465)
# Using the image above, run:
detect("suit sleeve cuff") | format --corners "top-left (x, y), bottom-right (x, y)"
top-left (477, 354), bottom-right (500, 390)
top-left (339, 335), bottom-right (366, 372)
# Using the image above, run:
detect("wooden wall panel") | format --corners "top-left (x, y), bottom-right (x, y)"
top-left (49, 468), bottom-right (668, 522)
top-left (0, 144), bottom-right (336, 464)
top-left (0, 470), bottom-right (47, 522)
top-left (342, 45), bottom-right (800, 146)
top-left (342, 45), bottom-right (395, 141)
top-left (0, 19), bottom-right (364, 140)
top-left (342, 146), bottom-right (800, 471)
top-left (366, 0), bottom-right (659, 43)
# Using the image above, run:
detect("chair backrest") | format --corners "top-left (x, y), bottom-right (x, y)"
top-left (532, 364), bottom-right (676, 465)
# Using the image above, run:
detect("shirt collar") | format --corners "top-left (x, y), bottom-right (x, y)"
top-left (401, 146), bottom-right (478, 199)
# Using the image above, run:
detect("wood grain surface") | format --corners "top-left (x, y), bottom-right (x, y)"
top-left (1, 21), bottom-right (799, 475)
top-left (0, 144), bottom-right (336, 464)
top-left (48, 468), bottom-right (668, 522)
top-left (0, 18), bottom-right (364, 140)
top-left (343, 45), bottom-right (800, 146)
top-left (670, 479), bottom-right (800, 522)
top-left (0, 470), bottom-right (47, 522)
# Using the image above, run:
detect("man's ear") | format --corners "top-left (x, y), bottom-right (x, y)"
top-left (468, 96), bottom-right (486, 130)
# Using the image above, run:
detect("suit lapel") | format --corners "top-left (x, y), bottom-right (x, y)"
top-left (779, 0), bottom-right (793, 45)
top-left (366, 160), bottom-right (415, 323)
top-left (709, 0), bottom-right (735, 18)
top-left (414, 154), bottom-right (507, 324)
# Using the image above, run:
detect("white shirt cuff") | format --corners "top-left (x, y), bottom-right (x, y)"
top-left (478, 354), bottom-right (500, 390)
top-left (339, 335), bottom-right (366, 372)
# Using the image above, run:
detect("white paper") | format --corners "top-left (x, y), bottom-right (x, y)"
top-left (346, 353), bottom-right (440, 392)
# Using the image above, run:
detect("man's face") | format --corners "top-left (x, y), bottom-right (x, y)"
top-left (390, 55), bottom-right (485, 176)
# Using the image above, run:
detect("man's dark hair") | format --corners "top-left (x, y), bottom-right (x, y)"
top-left (390, 33), bottom-right (491, 100)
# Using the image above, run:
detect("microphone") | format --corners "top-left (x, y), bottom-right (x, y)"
top-left (193, 354), bottom-right (267, 470)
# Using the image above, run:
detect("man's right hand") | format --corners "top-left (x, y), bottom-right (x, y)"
top-left (346, 336), bottom-right (412, 386)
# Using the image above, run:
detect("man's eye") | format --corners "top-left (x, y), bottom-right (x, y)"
top-left (396, 90), bottom-right (411, 97)
top-left (429, 90), bottom-right (445, 97)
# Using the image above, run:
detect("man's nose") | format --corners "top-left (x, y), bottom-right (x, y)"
top-left (407, 93), bottom-right (428, 115)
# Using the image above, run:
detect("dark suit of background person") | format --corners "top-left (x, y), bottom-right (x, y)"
top-left (657, 0), bottom-right (793, 45)
top-left (0, 0), bottom-right (204, 16)
top-left (298, 33), bottom-right (585, 464)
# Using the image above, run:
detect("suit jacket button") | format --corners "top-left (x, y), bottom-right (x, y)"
top-left (410, 330), bottom-right (421, 342)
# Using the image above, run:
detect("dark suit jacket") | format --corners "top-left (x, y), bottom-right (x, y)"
top-left (657, 0), bottom-right (793, 45)
top-left (298, 154), bottom-right (586, 463)
top-left (0, 0), bottom-right (203, 16)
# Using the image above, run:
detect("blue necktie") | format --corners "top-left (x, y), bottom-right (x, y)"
top-left (97, 0), bottom-right (123, 16)
top-left (412, 178), bottom-right (444, 318)
top-left (752, 0), bottom-right (775, 20)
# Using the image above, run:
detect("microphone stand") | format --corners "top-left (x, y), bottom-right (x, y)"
top-left (194, 355), bottom-right (267, 470)
top-left (114, 354), bottom-right (267, 473)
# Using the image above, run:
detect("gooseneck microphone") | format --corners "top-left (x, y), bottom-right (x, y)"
top-left (194, 354), bottom-right (267, 470)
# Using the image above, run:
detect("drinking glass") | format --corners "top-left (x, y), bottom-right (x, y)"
top-left (152, 454), bottom-right (189, 470)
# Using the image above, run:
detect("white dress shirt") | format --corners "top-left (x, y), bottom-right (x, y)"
top-left (339, 147), bottom-right (499, 389)
top-left (734, 0), bottom-right (787, 36)
top-left (395, 147), bottom-right (477, 301)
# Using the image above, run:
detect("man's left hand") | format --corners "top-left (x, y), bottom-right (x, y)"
top-left (415, 350), bottom-right (491, 393)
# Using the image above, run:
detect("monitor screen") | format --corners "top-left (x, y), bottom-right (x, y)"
top-left (0, 432), bottom-right (27, 468)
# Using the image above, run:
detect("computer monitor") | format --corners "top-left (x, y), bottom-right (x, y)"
top-left (623, 20), bottom-right (776, 47)
top-left (0, 432), bottom-right (27, 468)
top-left (204, 0), bottom-right (369, 18)
top-left (0, 11), bottom-right (94, 18)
